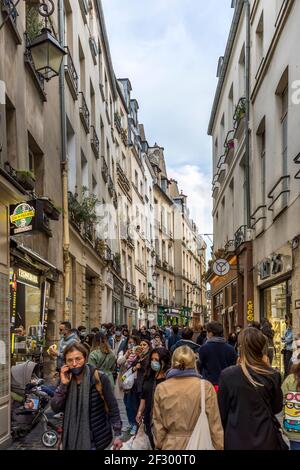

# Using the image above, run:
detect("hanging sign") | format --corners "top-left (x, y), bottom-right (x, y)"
top-left (10, 202), bottom-right (35, 235)
top-left (213, 259), bottom-right (230, 277)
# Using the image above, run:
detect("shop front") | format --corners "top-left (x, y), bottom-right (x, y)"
top-left (180, 307), bottom-right (192, 328)
top-left (123, 295), bottom-right (138, 330)
top-left (257, 244), bottom-right (293, 374)
top-left (157, 307), bottom-right (181, 327)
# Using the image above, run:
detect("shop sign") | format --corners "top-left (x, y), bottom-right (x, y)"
top-left (259, 255), bottom-right (284, 280)
top-left (10, 199), bottom-right (53, 237)
top-left (213, 259), bottom-right (230, 277)
top-left (10, 202), bottom-right (35, 235)
top-left (247, 300), bottom-right (254, 322)
top-left (148, 313), bottom-right (155, 321)
top-left (17, 268), bottom-right (39, 287)
top-left (10, 270), bottom-right (17, 328)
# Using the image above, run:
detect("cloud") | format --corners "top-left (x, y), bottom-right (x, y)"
top-left (101, 0), bottom-right (233, 254)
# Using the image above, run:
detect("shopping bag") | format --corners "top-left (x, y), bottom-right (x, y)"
top-left (120, 367), bottom-right (136, 391)
top-left (186, 380), bottom-right (215, 450)
top-left (115, 424), bottom-right (152, 450)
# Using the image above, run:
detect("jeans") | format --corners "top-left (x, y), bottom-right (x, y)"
top-left (284, 350), bottom-right (293, 378)
top-left (123, 392), bottom-right (138, 427)
top-left (290, 441), bottom-right (300, 451)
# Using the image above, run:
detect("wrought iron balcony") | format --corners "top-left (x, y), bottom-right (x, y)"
top-left (90, 126), bottom-right (100, 159)
top-left (224, 130), bottom-right (235, 165)
top-left (117, 163), bottom-right (130, 192)
top-left (267, 175), bottom-right (290, 219)
top-left (224, 239), bottom-right (236, 253)
top-left (233, 97), bottom-right (246, 132)
top-left (101, 156), bottom-right (108, 183)
top-left (234, 225), bottom-right (247, 249)
top-left (212, 182), bottom-right (220, 198)
top-left (64, 46), bottom-right (78, 100)
top-left (217, 154), bottom-right (227, 184)
top-left (108, 175), bottom-right (114, 197)
top-left (79, 92), bottom-right (90, 133)
top-left (114, 112), bottom-right (122, 133)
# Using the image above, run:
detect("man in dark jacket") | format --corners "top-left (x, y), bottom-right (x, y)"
top-left (167, 325), bottom-right (181, 351)
top-left (170, 327), bottom-right (200, 355)
top-left (199, 321), bottom-right (237, 387)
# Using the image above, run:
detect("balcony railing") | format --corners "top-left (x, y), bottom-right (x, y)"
top-left (90, 126), bottom-right (100, 159)
top-left (64, 46), bottom-right (78, 100)
top-left (217, 154), bottom-right (227, 184)
top-left (267, 175), bottom-right (290, 219)
top-left (251, 205), bottom-right (267, 236)
top-left (114, 112), bottom-right (122, 132)
top-left (125, 281), bottom-right (136, 296)
top-left (117, 163), bottom-right (130, 192)
top-left (79, 92), bottom-right (90, 133)
top-left (108, 175), bottom-right (114, 197)
top-left (224, 240), bottom-right (236, 253)
top-left (224, 130), bottom-right (235, 165)
top-left (101, 157), bottom-right (108, 183)
top-left (234, 225), bottom-right (247, 249)
top-left (233, 97), bottom-right (246, 132)
top-left (212, 182), bottom-right (220, 198)
top-left (1, 0), bottom-right (18, 23)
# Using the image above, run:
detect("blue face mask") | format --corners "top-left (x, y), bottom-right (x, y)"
top-left (151, 360), bottom-right (161, 372)
top-left (69, 366), bottom-right (85, 376)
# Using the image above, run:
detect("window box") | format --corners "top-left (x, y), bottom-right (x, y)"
top-left (15, 170), bottom-right (35, 191)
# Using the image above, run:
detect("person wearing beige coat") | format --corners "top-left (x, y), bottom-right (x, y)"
top-left (152, 346), bottom-right (224, 450)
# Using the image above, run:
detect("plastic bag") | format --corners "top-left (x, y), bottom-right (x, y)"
top-left (186, 380), bottom-right (215, 450)
top-left (117, 424), bottom-right (152, 450)
top-left (120, 368), bottom-right (136, 391)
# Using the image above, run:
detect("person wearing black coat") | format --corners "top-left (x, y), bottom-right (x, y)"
top-left (170, 327), bottom-right (200, 355)
top-left (198, 322), bottom-right (237, 387)
top-left (51, 343), bottom-right (122, 450)
top-left (218, 327), bottom-right (286, 450)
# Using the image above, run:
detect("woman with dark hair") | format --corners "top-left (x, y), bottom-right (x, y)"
top-left (282, 337), bottom-right (300, 450)
top-left (88, 332), bottom-right (116, 388)
top-left (136, 348), bottom-right (171, 448)
top-left (261, 318), bottom-right (275, 365)
top-left (218, 327), bottom-right (286, 450)
top-left (82, 333), bottom-right (95, 356)
top-left (51, 343), bottom-right (122, 450)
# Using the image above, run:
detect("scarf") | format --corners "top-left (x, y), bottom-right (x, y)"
top-left (166, 368), bottom-right (201, 380)
top-left (62, 364), bottom-right (91, 450)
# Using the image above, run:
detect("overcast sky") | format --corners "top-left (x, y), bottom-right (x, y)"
top-left (102, 0), bottom-right (234, 244)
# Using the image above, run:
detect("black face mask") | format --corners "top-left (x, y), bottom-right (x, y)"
top-left (69, 366), bottom-right (85, 376)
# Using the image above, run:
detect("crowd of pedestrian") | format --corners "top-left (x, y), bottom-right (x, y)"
top-left (47, 319), bottom-right (300, 451)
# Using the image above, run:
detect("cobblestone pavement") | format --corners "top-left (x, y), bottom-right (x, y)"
top-left (8, 399), bottom-right (129, 450)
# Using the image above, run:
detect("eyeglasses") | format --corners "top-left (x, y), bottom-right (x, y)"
top-left (66, 357), bottom-right (84, 365)
top-left (286, 392), bottom-right (300, 402)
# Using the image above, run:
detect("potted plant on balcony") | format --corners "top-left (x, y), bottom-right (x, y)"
top-left (95, 238), bottom-right (105, 257)
top-left (15, 169), bottom-right (36, 190)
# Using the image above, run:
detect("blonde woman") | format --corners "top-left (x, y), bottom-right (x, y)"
top-left (152, 346), bottom-right (223, 450)
top-left (218, 327), bottom-right (286, 450)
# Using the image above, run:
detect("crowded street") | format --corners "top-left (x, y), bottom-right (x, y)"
top-left (1, 0), bottom-right (300, 457)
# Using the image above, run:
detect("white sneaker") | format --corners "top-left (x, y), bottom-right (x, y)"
top-left (53, 412), bottom-right (64, 419)
top-left (130, 425), bottom-right (137, 435)
top-left (121, 424), bottom-right (131, 432)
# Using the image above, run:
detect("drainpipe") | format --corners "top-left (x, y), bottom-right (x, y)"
top-left (244, 0), bottom-right (251, 228)
top-left (58, 0), bottom-right (71, 321)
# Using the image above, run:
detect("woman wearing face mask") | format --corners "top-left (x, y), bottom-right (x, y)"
top-left (136, 348), bottom-right (171, 448)
top-left (51, 343), bottom-right (123, 450)
top-left (115, 336), bottom-right (141, 434)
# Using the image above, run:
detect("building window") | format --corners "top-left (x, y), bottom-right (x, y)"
top-left (256, 11), bottom-right (264, 72)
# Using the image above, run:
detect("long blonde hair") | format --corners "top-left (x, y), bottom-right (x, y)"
top-left (171, 346), bottom-right (197, 371)
top-left (238, 327), bottom-right (274, 387)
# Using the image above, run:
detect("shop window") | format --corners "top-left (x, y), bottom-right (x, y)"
top-left (261, 279), bottom-right (292, 373)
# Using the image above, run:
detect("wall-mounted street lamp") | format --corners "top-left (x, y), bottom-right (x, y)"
top-left (1, 0), bottom-right (66, 81)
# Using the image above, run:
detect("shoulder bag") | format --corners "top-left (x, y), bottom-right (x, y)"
top-left (186, 379), bottom-right (215, 450)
